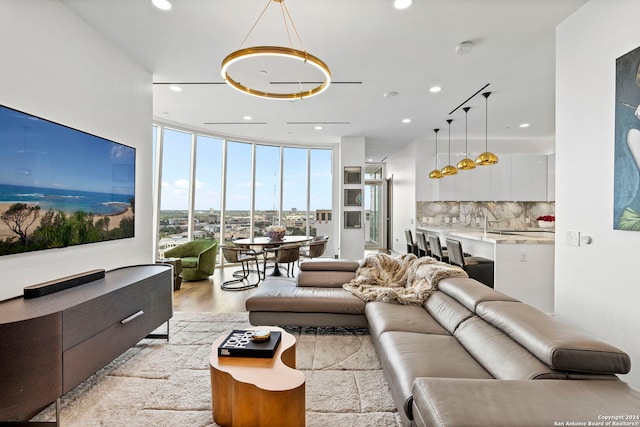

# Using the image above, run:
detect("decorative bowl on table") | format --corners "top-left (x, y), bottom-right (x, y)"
top-left (265, 226), bottom-right (286, 241)
top-left (536, 215), bottom-right (555, 228)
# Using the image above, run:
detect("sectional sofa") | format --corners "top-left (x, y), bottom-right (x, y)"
top-left (245, 259), bottom-right (640, 426)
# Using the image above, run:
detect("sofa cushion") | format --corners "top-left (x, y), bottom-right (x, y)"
top-left (297, 271), bottom-right (356, 287)
top-left (375, 331), bottom-right (492, 421)
top-left (245, 279), bottom-right (365, 314)
top-left (453, 316), bottom-right (563, 380)
top-left (424, 291), bottom-right (474, 335)
top-left (412, 378), bottom-right (640, 427)
top-left (365, 301), bottom-right (448, 340)
top-left (437, 278), bottom-right (519, 312)
top-left (477, 301), bottom-right (631, 374)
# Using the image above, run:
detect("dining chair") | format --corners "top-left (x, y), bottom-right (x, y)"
top-left (298, 236), bottom-right (329, 266)
top-left (264, 243), bottom-right (301, 278)
top-left (220, 245), bottom-right (261, 291)
top-left (445, 238), bottom-right (495, 288)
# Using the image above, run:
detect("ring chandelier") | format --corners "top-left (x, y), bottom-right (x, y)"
top-left (220, 0), bottom-right (331, 100)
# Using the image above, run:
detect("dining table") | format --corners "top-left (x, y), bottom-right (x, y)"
top-left (232, 235), bottom-right (313, 277)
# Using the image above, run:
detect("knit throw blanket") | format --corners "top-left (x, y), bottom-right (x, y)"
top-left (342, 253), bottom-right (468, 305)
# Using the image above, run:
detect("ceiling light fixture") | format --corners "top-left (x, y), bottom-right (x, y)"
top-left (429, 86), bottom-right (442, 93)
top-left (151, 0), bottom-right (172, 11)
top-left (457, 107), bottom-right (476, 170)
top-left (441, 119), bottom-right (458, 176)
top-left (402, 118), bottom-right (411, 123)
top-left (169, 85), bottom-right (182, 92)
top-left (475, 92), bottom-right (499, 166)
top-left (394, 0), bottom-right (413, 10)
top-left (428, 128), bottom-right (443, 179)
top-left (243, 115), bottom-right (252, 120)
top-left (220, 0), bottom-right (331, 100)
top-left (455, 41), bottom-right (474, 55)
top-left (519, 123), bottom-right (530, 128)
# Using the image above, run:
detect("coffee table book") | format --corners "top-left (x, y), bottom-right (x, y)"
top-left (218, 330), bottom-right (282, 358)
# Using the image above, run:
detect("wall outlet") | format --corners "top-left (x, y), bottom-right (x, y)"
top-left (525, 217), bottom-right (531, 224)
top-left (519, 250), bottom-right (528, 262)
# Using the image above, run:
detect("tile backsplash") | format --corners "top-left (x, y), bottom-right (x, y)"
top-left (416, 201), bottom-right (555, 230)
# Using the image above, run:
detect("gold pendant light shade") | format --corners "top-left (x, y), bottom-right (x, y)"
top-left (475, 92), bottom-right (499, 166)
top-left (476, 151), bottom-right (499, 165)
top-left (441, 119), bottom-right (458, 176)
top-left (428, 128), bottom-right (444, 179)
top-left (441, 165), bottom-right (458, 176)
top-left (456, 107), bottom-right (476, 170)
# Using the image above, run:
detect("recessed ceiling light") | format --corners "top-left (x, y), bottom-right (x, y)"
top-left (519, 123), bottom-right (530, 128)
top-left (394, 0), bottom-right (412, 10)
top-left (383, 91), bottom-right (398, 98)
top-left (243, 116), bottom-right (252, 120)
top-left (314, 126), bottom-right (323, 130)
top-left (455, 41), bottom-right (474, 55)
top-left (151, 0), bottom-right (172, 11)
top-left (402, 118), bottom-right (411, 123)
top-left (169, 85), bottom-right (182, 92)
top-left (429, 86), bottom-right (442, 93)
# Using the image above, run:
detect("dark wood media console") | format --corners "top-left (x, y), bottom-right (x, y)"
top-left (0, 264), bottom-right (173, 422)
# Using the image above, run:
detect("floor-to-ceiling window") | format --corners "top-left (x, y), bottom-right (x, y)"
top-left (157, 128), bottom-right (192, 256)
top-left (153, 124), bottom-right (335, 262)
top-left (224, 141), bottom-right (253, 244)
top-left (194, 135), bottom-right (223, 242)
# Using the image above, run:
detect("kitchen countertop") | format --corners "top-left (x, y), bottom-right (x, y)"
top-left (418, 227), bottom-right (555, 245)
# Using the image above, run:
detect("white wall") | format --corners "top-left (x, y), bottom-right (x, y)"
top-left (0, 0), bottom-right (153, 301)
top-left (339, 136), bottom-right (365, 260)
top-left (556, 0), bottom-right (640, 387)
top-left (385, 141), bottom-right (418, 254)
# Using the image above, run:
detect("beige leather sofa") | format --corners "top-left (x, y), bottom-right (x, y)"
top-left (246, 259), bottom-right (640, 426)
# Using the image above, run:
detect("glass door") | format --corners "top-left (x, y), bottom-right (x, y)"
top-left (364, 164), bottom-right (385, 250)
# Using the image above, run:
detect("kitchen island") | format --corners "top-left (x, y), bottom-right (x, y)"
top-left (419, 228), bottom-right (555, 313)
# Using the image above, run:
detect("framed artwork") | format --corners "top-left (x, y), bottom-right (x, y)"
top-left (344, 211), bottom-right (361, 229)
top-left (613, 45), bottom-right (640, 230)
top-left (344, 189), bottom-right (363, 206)
top-left (343, 166), bottom-right (361, 184)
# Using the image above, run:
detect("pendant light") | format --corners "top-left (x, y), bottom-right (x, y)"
top-left (457, 107), bottom-right (476, 170)
top-left (441, 119), bottom-right (458, 176)
top-left (428, 128), bottom-right (444, 179)
top-left (475, 92), bottom-right (499, 165)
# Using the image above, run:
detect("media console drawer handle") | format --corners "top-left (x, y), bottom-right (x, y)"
top-left (121, 310), bottom-right (144, 324)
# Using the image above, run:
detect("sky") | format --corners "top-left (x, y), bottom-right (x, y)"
top-left (158, 128), bottom-right (332, 212)
top-left (0, 105), bottom-right (135, 195)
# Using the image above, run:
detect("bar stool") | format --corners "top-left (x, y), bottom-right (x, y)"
top-left (416, 231), bottom-right (430, 257)
top-left (445, 238), bottom-right (494, 288)
top-left (404, 229), bottom-right (418, 255)
top-left (428, 234), bottom-right (449, 263)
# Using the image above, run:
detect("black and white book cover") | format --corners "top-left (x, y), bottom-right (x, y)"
top-left (217, 330), bottom-right (282, 358)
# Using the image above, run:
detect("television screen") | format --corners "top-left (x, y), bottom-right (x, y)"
top-left (0, 105), bottom-right (135, 256)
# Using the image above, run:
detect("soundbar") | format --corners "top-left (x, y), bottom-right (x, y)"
top-left (23, 269), bottom-right (106, 299)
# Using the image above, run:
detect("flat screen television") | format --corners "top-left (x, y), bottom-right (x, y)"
top-left (0, 105), bottom-right (135, 256)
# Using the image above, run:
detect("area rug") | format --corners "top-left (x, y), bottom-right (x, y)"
top-left (32, 312), bottom-right (401, 426)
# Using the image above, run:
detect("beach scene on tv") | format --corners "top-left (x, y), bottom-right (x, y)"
top-left (0, 105), bottom-right (135, 256)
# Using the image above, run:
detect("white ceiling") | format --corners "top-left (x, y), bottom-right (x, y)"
top-left (61, 0), bottom-right (588, 161)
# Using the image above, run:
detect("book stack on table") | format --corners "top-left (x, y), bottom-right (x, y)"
top-left (217, 330), bottom-right (282, 358)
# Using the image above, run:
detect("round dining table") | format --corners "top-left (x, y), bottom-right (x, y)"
top-left (232, 235), bottom-right (313, 277)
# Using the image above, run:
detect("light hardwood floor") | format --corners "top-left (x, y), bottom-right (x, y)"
top-left (173, 264), bottom-right (298, 313)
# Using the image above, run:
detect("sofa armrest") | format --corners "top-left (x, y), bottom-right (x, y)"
top-left (411, 378), bottom-right (640, 427)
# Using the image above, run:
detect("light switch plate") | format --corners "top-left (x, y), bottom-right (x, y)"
top-left (566, 230), bottom-right (580, 247)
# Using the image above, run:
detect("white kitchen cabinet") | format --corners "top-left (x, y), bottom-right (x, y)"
top-left (489, 155), bottom-right (511, 200)
top-left (511, 155), bottom-right (548, 201)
